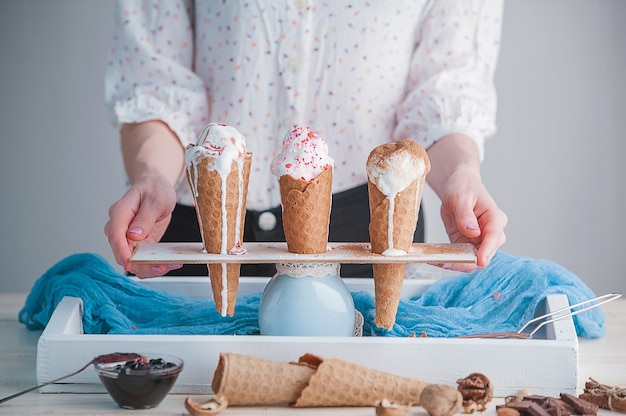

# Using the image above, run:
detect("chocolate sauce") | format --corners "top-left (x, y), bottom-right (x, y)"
top-left (96, 355), bottom-right (182, 409)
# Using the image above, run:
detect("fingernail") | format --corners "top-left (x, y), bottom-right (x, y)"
top-left (151, 266), bottom-right (163, 273)
top-left (168, 263), bottom-right (183, 270)
top-left (465, 224), bottom-right (479, 230)
top-left (129, 227), bottom-right (143, 235)
top-left (441, 263), bottom-right (452, 269)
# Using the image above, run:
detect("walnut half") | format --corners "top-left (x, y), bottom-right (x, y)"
top-left (456, 373), bottom-right (493, 413)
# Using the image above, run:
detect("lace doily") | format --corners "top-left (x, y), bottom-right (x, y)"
top-left (353, 311), bottom-right (364, 337)
top-left (275, 263), bottom-right (340, 278)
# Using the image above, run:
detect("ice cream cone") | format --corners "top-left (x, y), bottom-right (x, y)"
top-left (211, 353), bottom-right (316, 406)
top-left (367, 140), bottom-right (430, 329)
top-left (186, 153), bottom-right (251, 317)
top-left (279, 167), bottom-right (333, 254)
top-left (294, 353), bottom-right (429, 407)
top-left (271, 125), bottom-right (334, 254)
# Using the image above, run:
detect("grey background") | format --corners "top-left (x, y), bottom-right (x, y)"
top-left (1, 1), bottom-right (624, 296)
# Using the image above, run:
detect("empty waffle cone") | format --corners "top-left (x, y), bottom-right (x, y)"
top-left (279, 167), bottom-right (333, 254)
top-left (294, 353), bottom-right (428, 407)
top-left (186, 153), bottom-right (251, 317)
top-left (210, 353), bottom-right (429, 407)
top-left (211, 353), bottom-right (316, 406)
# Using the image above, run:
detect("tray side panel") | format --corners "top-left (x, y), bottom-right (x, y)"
top-left (132, 276), bottom-right (436, 300)
top-left (36, 288), bottom-right (578, 396)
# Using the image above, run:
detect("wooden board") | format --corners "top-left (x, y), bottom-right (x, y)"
top-left (130, 242), bottom-right (476, 265)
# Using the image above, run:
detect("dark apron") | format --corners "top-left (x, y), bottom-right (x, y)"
top-left (160, 183), bottom-right (425, 278)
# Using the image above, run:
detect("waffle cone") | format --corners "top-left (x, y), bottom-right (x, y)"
top-left (278, 167), bottom-right (332, 254)
top-left (211, 353), bottom-right (316, 406)
top-left (370, 263), bottom-right (407, 329)
top-left (186, 153), bottom-right (251, 316)
top-left (211, 353), bottom-right (429, 408)
top-left (294, 353), bottom-right (428, 407)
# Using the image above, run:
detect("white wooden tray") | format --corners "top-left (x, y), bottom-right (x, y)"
top-left (36, 276), bottom-right (578, 397)
top-left (130, 242), bottom-right (477, 264)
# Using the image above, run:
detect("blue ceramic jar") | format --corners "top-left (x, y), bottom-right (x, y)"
top-left (258, 263), bottom-right (355, 336)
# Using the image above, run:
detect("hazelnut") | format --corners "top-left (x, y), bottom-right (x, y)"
top-left (420, 384), bottom-right (464, 416)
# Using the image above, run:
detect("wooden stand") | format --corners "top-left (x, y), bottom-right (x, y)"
top-left (129, 242), bottom-right (477, 265)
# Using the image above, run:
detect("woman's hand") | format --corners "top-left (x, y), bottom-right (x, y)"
top-left (437, 166), bottom-right (507, 271)
top-left (104, 121), bottom-right (185, 277)
top-left (104, 174), bottom-right (182, 277)
top-left (426, 134), bottom-right (507, 271)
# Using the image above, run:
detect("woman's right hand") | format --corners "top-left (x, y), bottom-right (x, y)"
top-left (104, 173), bottom-right (182, 278)
top-left (104, 121), bottom-right (186, 277)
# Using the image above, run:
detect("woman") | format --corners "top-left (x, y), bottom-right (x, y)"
top-left (104, 0), bottom-right (507, 278)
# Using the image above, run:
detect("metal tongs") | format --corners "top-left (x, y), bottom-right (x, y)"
top-left (458, 292), bottom-right (622, 339)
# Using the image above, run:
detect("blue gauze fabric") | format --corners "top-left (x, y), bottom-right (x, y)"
top-left (19, 253), bottom-right (260, 335)
top-left (19, 251), bottom-right (605, 338)
top-left (358, 251), bottom-right (605, 337)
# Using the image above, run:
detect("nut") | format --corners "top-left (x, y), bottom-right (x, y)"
top-left (184, 395), bottom-right (228, 416)
top-left (463, 400), bottom-right (479, 414)
top-left (504, 396), bottom-right (520, 406)
top-left (497, 407), bottom-right (520, 416)
top-left (420, 384), bottom-right (464, 416)
top-left (375, 398), bottom-right (412, 416)
top-left (457, 373), bottom-right (493, 412)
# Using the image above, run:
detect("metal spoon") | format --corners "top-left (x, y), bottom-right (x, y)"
top-left (0, 352), bottom-right (145, 404)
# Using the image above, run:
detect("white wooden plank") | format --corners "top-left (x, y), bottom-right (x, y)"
top-left (36, 289), bottom-right (578, 396)
top-left (130, 242), bottom-right (476, 264)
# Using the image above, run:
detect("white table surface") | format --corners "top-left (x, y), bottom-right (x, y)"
top-left (1, 293), bottom-right (624, 415)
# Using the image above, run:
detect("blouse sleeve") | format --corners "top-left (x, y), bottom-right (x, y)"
top-left (394, 0), bottom-right (504, 160)
top-left (104, 0), bottom-right (207, 147)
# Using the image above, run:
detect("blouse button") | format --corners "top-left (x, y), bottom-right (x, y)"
top-left (258, 211), bottom-right (277, 231)
top-left (288, 58), bottom-right (300, 72)
top-left (294, 0), bottom-right (306, 12)
top-left (283, 116), bottom-right (295, 128)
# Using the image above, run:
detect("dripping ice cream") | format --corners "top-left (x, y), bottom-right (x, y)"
top-left (184, 122), bottom-right (252, 317)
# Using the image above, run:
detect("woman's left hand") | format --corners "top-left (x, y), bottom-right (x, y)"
top-left (438, 166), bottom-right (507, 271)
top-left (426, 134), bottom-right (507, 272)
